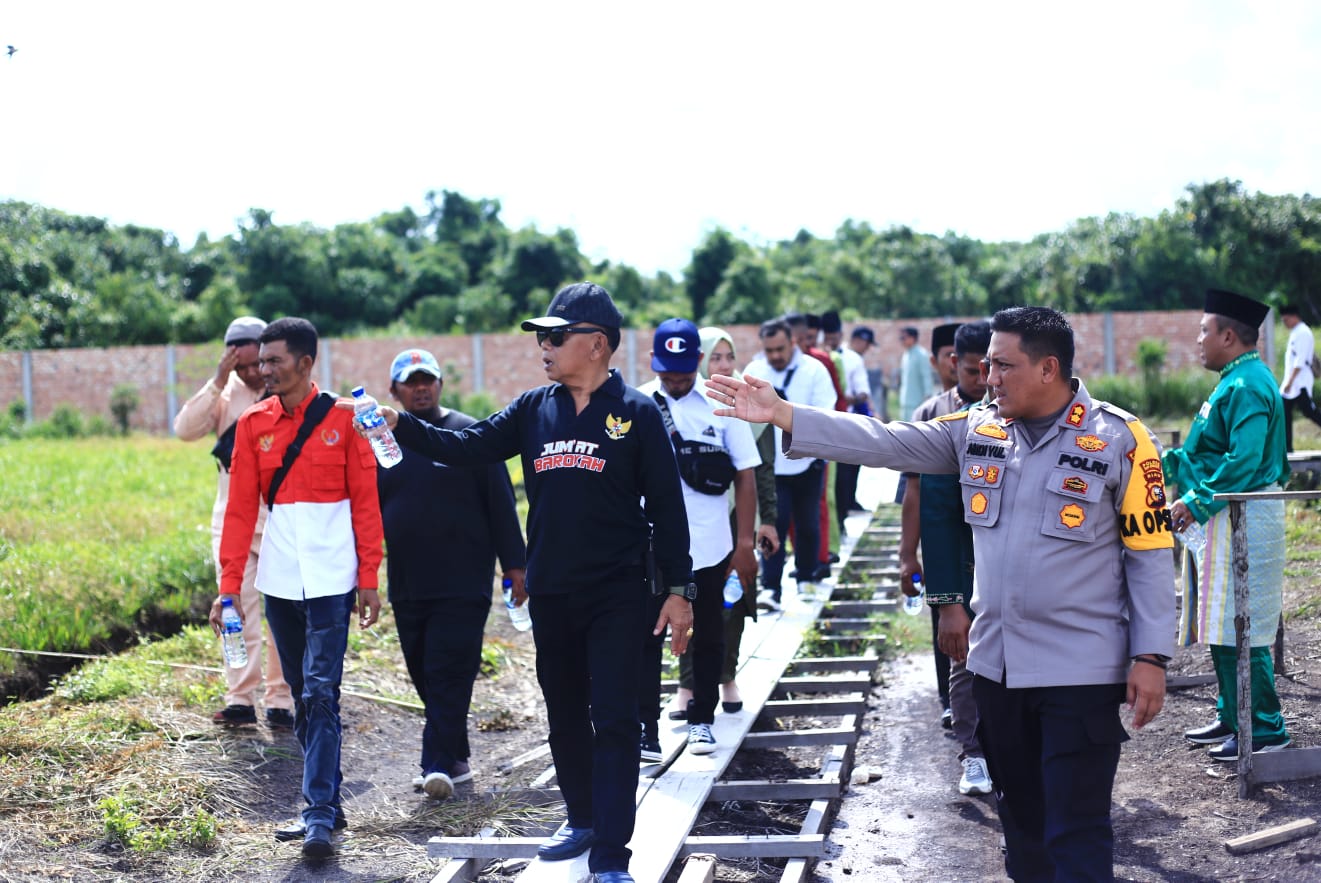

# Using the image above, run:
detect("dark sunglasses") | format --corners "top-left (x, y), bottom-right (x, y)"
top-left (536, 327), bottom-right (603, 347)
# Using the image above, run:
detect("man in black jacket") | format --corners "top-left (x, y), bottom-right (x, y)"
top-left (376, 348), bottom-right (527, 801)
top-left (345, 283), bottom-right (692, 883)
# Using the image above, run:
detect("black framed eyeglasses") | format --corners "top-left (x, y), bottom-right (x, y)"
top-left (536, 327), bottom-right (603, 347)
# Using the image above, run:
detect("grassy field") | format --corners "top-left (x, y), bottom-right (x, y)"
top-left (0, 437), bottom-right (218, 675)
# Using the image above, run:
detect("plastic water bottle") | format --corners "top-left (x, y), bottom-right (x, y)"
top-left (220, 597), bottom-right (248, 668)
top-left (350, 386), bottom-right (403, 468)
top-left (723, 571), bottom-right (743, 608)
top-left (1178, 520), bottom-right (1207, 560)
top-left (903, 573), bottom-right (925, 616)
top-left (504, 578), bottom-right (532, 632)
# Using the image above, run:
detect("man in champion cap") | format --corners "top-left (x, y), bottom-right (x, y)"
top-left (342, 283), bottom-right (693, 883)
top-left (637, 319), bottom-right (760, 759)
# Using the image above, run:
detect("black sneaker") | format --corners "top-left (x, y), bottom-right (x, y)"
top-left (212, 704), bottom-right (257, 725)
top-left (640, 723), bottom-right (662, 763)
top-left (265, 708), bottom-right (295, 729)
top-left (1208, 733), bottom-right (1291, 762)
top-left (274, 814), bottom-right (348, 842)
top-left (1183, 719), bottom-right (1234, 745)
top-left (940, 707), bottom-right (953, 730)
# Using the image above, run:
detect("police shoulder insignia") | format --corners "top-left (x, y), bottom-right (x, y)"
top-left (974, 423), bottom-right (1009, 440)
top-left (1075, 434), bottom-right (1107, 452)
top-left (1066, 403), bottom-right (1086, 427)
top-left (934, 411), bottom-right (969, 423)
top-left (604, 414), bottom-right (632, 440)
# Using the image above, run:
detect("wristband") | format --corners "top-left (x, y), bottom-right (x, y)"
top-left (1132, 656), bottom-right (1168, 671)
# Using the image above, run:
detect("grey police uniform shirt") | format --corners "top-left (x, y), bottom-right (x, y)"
top-left (785, 379), bottom-right (1176, 689)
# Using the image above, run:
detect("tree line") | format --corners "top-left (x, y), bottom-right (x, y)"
top-left (1, 179), bottom-right (1318, 351)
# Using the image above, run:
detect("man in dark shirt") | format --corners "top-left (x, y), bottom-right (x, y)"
top-left (376, 348), bottom-right (527, 801)
top-left (346, 283), bottom-right (693, 883)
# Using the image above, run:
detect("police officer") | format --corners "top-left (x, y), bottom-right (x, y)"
top-left (709, 306), bottom-right (1175, 883)
top-left (347, 283), bottom-right (692, 883)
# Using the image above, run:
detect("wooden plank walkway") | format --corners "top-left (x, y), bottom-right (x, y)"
top-left (427, 465), bottom-right (902, 882)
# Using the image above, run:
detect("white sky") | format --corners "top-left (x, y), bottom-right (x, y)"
top-left (2, 1), bottom-right (1319, 276)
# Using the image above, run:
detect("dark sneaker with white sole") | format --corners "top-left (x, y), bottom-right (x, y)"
top-left (1208, 733), bottom-right (1291, 762)
top-left (1184, 719), bottom-right (1234, 745)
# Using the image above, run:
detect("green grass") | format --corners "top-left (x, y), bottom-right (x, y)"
top-left (0, 436), bottom-right (216, 672)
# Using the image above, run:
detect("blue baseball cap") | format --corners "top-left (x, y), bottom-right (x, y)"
top-left (390, 349), bottom-right (442, 383)
top-left (651, 318), bottom-right (702, 373)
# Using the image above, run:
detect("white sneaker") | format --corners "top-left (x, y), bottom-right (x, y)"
top-left (687, 723), bottom-right (717, 755)
top-left (412, 774), bottom-right (425, 790)
top-left (422, 771), bottom-right (454, 800)
top-left (959, 756), bottom-right (992, 796)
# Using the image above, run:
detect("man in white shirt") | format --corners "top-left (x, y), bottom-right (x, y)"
top-left (639, 318), bottom-right (761, 756)
top-left (1279, 304), bottom-right (1321, 452)
top-left (742, 318), bottom-right (837, 608)
top-left (833, 326), bottom-right (876, 520)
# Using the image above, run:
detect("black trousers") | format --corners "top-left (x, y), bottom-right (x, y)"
top-left (930, 605), bottom-right (950, 708)
top-left (528, 570), bottom-right (648, 874)
top-left (764, 460), bottom-right (824, 598)
top-left (1284, 388), bottom-right (1321, 452)
top-left (639, 554), bottom-right (728, 728)
top-left (834, 461), bottom-right (862, 528)
top-left (972, 676), bottom-right (1128, 883)
top-left (392, 596), bottom-right (490, 778)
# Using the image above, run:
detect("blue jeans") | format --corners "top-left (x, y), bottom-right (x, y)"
top-left (264, 590), bottom-right (354, 830)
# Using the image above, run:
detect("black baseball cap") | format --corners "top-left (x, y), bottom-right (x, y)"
top-left (851, 327), bottom-right (876, 344)
top-left (521, 282), bottom-right (623, 331)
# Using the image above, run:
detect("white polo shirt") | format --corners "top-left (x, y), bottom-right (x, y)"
top-left (639, 378), bottom-right (761, 570)
top-left (742, 349), bottom-right (837, 476)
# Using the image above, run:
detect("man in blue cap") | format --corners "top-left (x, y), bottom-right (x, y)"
top-left (375, 348), bottom-right (526, 800)
top-left (638, 319), bottom-right (761, 757)
top-left (343, 283), bottom-right (693, 883)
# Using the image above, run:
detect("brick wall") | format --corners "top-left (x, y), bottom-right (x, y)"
top-left (0, 310), bottom-right (1225, 434)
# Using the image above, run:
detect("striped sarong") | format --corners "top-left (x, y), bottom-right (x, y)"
top-left (1178, 488), bottom-right (1285, 647)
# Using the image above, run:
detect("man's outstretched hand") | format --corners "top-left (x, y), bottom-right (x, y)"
top-left (706, 373), bottom-right (792, 430)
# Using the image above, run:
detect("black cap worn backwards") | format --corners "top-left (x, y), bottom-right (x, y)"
top-left (521, 282), bottom-right (624, 331)
top-left (1204, 288), bottom-right (1270, 328)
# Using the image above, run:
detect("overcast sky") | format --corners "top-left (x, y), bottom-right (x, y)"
top-left (2, 1), bottom-right (1318, 275)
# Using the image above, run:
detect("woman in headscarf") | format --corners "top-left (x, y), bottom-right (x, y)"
top-left (671, 327), bottom-right (781, 718)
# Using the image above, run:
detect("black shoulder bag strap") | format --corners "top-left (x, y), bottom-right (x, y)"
top-left (266, 392), bottom-right (336, 512)
top-left (773, 367), bottom-right (796, 400)
top-left (651, 391), bottom-right (684, 446)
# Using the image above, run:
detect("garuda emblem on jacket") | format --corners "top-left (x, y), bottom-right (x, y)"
top-left (604, 414), bottom-right (632, 440)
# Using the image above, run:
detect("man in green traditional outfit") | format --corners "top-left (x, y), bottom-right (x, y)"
top-left (1164, 288), bottom-right (1292, 762)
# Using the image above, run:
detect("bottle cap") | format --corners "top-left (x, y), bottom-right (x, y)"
top-left (351, 386), bottom-right (366, 397)
top-left (221, 596), bottom-right (235, 606)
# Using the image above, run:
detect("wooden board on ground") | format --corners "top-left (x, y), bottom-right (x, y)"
top-left (1224, 817), bottom-right (1318, 855)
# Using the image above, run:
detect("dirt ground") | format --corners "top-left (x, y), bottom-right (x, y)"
top-left (816, 585), bottom-right (1321, 883)
top-left (7, 482), bottom-right (1321, 881)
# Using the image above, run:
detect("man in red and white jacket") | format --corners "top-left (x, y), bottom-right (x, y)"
top-left (211, 316), bottom-right (382, 860)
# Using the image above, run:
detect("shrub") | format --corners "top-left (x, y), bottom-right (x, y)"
top-left (109, 383), bottom-right (140, 435)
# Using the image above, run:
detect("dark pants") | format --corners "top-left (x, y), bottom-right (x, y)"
top-left (1284, 389), bottom-right (1321, 452)
top-left (393, 596), bottom-right (490, 778)
top-left (641, 555), bottom-right (728, 727)
top-left (930, 605), bottom-right (951, 709)
top-left (835, 461), bottom-right (862, 528)
top-left (764, 460), bottom-right (824, 599)
top-left (264, 590), bottom-right (355, 831)
top-left (973, 676), bottom-right (1128, 883)
top-left (529, 570), bottom-right (648, 874)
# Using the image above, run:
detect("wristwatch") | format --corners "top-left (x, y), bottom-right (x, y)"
top-left (667, 582), bottom-right (698, 601)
